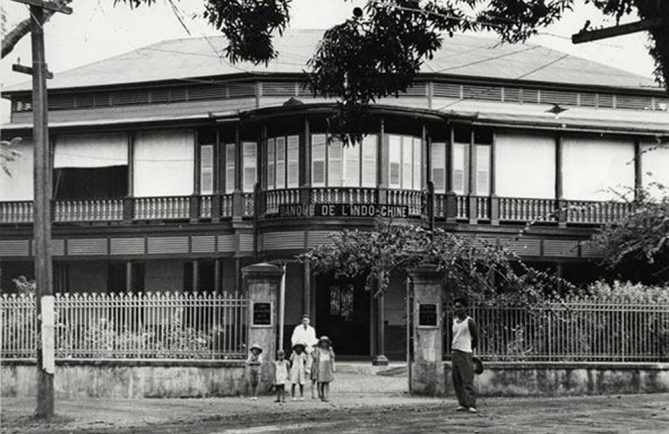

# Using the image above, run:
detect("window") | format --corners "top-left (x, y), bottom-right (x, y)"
top-left (287, 135), bottom-right (299, 188)
top-left (389, 134), bottom-right (421, 190)
top-left (361, 135), bottom-right (377, 187)
top-left (431, 142), bottom-right (446, 193)
top-left (343, 143), bottom-right (360, 187)
top-left (389, 135), bottom-right (401, 188)
top-left (200, 145), bottom-right (214, 194)
top-left (402, 137), bottom-right (413, 189)
top-left (452, 143), bottom-right (467, 194)
top-left (276, 136), bottom-right (286, 188)
top-left (312, 134), bottom-right (326, 186)
top-left (475, 145), bottom-right (490, 195)
top-left (413, 138), bottom-right (422, 190)
top-left (328, 139), bottom-right (343, 186)
top-left (329, 284), bottom-right (354, 321)
top-left (225, 143), bottom-right (236, 194)
top-left (266, 138), bottom-right (275, 189)
top-left (242, 142), bottom-right (257, 193)
top-left (312, 134), bottom-right (378, 188)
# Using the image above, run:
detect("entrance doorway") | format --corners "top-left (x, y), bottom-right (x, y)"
top-left (315, 273), bottom-right (370, 356)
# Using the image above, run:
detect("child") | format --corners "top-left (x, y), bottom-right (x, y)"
top-left (289, 343), bottom-right (307, 400)
top-left (245, 343), bottom-right (262, 400)
top-left (315, 336), bottom-right (335, 402)
top-left (307, 343), bottom-right (319, 399)
top-left (273, 349), bottom-right (289, 403)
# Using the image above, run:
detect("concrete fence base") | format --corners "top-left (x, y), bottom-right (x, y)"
top-left (436, 362), bottom-right (669, 397)
top-left (1, 360), bottom-right (246, 399)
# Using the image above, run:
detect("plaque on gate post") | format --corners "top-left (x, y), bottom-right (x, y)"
top-left (418, 303), bottom-right (438, 327)
top-left (252, 302), bottom-right (273, 327)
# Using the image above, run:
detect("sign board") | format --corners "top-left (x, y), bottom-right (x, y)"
top-left (418, 303), bottom-right (438, 327)
top-left (252, 302), bottom-right (272, 326)
top-left (41, 295), bottom-right (55, 374)
top-left (278, 203), bottom-right (410, 218)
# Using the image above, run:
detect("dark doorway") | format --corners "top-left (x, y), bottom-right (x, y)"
top-left (316, 273), bottom-right (370, 356)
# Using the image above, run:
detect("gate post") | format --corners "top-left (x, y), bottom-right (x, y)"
top-left (243, 262), bottom-right (283, 394)
top-left (408, 264), bottom-right (445, 396)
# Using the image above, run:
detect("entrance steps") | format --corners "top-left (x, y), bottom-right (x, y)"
top-left (335, 361), bottom-right (408, 377)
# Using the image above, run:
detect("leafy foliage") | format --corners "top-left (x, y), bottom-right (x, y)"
top-left (590, 182), bottom-right (669, 284)
top-left (299, 221), bottom-right (571, 304)
top-left (0, 137), bottom-right (21, 177)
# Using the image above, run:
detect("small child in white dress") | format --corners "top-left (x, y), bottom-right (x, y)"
top-left (273, 350), bottom-right (289, 403)
top-left (289, 343), bottom-right (307, 400)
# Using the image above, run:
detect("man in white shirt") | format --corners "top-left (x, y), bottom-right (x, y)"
top-left (451, 297), bottom-right (479, 414)
top-left (291, 314), bottom-right (318, 352)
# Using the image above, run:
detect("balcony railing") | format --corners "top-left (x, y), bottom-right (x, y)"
top-left (0, 190), bottom-right (638, 226)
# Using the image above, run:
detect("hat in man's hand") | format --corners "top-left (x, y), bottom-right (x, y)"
top-left (473, 356), bottom-right (484, 375)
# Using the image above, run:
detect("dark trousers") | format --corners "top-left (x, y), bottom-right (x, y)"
top-left (452, 350), bottom-right (476, 408)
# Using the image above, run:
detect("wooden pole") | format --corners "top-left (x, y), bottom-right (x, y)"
top-left (30, 4), bottom-right (54, 419)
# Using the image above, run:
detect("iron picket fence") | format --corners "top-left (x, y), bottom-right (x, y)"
top-left (443, 302), bottom-right (669, 362)
top-left (1, 292), bottom-right (249, 361)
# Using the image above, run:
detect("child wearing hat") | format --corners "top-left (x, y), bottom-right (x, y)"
top-left (273, 349), bottom-right (290, 403)
top-left (315, 336), bottom-right (335, 402)
top-left (246, 343), bottom-right (263, 400)
top-left (306, 343), bottom-right (319, 399)
top-left (289, 343), bottom-right (308, 400)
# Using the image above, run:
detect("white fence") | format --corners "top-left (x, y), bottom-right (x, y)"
top-left (444, 303), bottom-right (669, 362)
top-left (1, 292), bottom-right (249, 360)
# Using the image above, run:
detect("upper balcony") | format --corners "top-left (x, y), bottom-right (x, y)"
top-left (0, 188), bottom-right (635, 227)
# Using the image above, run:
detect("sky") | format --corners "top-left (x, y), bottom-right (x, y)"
top-left (0, 0), bottom-right (659, 122)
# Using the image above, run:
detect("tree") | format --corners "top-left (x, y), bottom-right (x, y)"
top-left (299, 221), bottom-right (571, 305)
top-left (0, 137), bottom-right (21, 176)
top-left (590, 182), bottom-right (669, 284)
top-left (2, 0), bottom-right (667, 143)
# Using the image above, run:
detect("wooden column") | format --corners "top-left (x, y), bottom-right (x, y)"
top-left (468, 128), bottom-right (478, 225)
top-left (232, 125), bottom-right (243, 222)
top-left (555, 133), bottom-right (567, 226)
top-left (234, 257), bottom-right (242, 294)
top-left (210, 130), bottom-right (221, 223)
top-left (300, 117), bottom-right (311, 206)
top-left (192, 259), bottom-right (199, 292)
top-left (373, 290), bottom-right (388, 366)
top-left (490, 131), bottom-right (500, 225)
top-left (378, 118), bottom-right (388, 204)
top-left (445, 127), bottom-right (457, 223)
top-left (124, 132), bottom-right (135, 223)
top-left (303, 259), bottom-right (311, 317)
top-left (125, 261), bottom-right (133, 292)
top-left (634, 138), bottom-right (643, 201)
top-left (214, 258), bottom-right (221, 292)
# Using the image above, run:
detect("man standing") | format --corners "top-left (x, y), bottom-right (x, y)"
top-left (291, 314), bottom-right (318, 352)
top-left (451, 297), bottom-right (479, 413)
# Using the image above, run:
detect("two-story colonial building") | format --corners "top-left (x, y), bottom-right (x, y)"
top-left (2, 30), bottom-right (668, 360)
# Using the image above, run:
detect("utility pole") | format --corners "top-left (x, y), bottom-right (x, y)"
top-left (572, 18), bottom-right (665, 44)
top-left (11, 0), bottom-right (72, 419)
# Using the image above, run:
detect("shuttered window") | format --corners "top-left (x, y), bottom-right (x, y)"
top-left (200, 145), bottom-right (214, 194)
top-left (225, 143), bottom-right (236, 194)
top-left (361, 135), bottom-right (377, 187)
top-left (267, 138), bottom-right (275, 189)
top-left (328, 139), bottom-right (344, 186)
top-left (312, 134), bottom-right (326, 186)
top-left (431, 142), bottom-right (446, 193)
top-left (343, 142), bottom-right (361, 187)
top-left (275, 137), bottom-right (286, 188)
top-left (452, 143), bottom-right (467, 194)
top-left (475, 145), bottom-right (490, 195)
top-left (413, 137), bottom-right (422, 189)
top-left (389, 135), bottom-right (401, 188)
top-left (287, 135), bottom-right (299, 188)
top-left (242, 142), bottom-right (257, 193)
